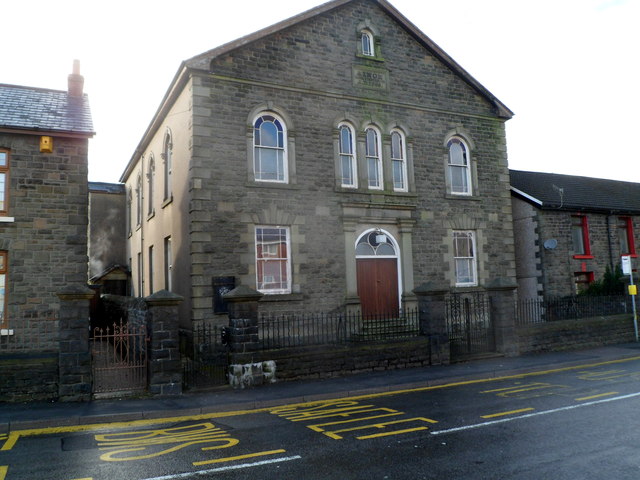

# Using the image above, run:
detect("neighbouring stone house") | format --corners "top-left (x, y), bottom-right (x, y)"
top-left (510, 169), bottom-right (640, 300)
top-left (120, 0), bottom-right (516, 330)
top-left (0, 62), bottom-right (94, 401)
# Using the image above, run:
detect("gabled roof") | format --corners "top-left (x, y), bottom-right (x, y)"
top-left (0, 83), bottom-right (94, 137)
top-left (510, 169), bottom-right (640, 214)
top-left (121, 0), bottom-right (512, 181)
top-left (186, 0), bottom-right (513, 119)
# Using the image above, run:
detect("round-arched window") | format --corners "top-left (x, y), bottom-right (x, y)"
top-left (356, 231), bottom-right (397, 257)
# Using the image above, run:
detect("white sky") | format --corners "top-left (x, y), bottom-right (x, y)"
top-left (2, 0), bottom-right (639, 183)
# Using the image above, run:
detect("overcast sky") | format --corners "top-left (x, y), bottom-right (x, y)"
top-left (2, 0), bottom-right (638, 183)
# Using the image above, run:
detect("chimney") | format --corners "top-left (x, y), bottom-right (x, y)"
top-left (68, 59), bottom-right (84, 97)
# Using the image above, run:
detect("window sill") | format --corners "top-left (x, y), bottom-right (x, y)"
top-left (573, 255), bottom-right (594, 260)
top-left (259, 293), bottom-right (304, 303)
top-left (621, 253), bottom-right (638, 258)
top-left (147, 210), bottom-right (155, 221)
top-left (0, 216), bottom-right (15, 223)
top-left (356, 54), bottom-right (385, 63)
top-left (445, 193), bottom-right (481, 201)
top-left (162, 196), bottom-right (173, 209)
top-left (247, 182), bottom-right (300, 190)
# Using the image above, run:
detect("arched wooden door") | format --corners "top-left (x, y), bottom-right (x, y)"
top-left (355, 230), bottom-right (400, 318)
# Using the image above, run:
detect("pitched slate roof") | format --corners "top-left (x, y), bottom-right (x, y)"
top-left (0, 83), bottom-right (94, 136)
top-left (510, 169), bottom-right (640, 214)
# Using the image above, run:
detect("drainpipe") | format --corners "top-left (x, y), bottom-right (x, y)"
top-left (606, 213), bottom-right (614, 272)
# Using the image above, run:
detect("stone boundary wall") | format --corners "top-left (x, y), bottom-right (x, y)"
top-left (517, 314), bottom-right (635, 353)
top-left (236, 338), bottom-right (432, 383)
top-left (0, 353), bottom-right (58, 402)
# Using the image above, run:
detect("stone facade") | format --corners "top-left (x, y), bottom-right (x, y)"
top-left (512, 191), bottom-right (640, 300)
top-left (0, 65), bottom-right (94, 401)
top-left (120, 0), bottom-right (516, 329)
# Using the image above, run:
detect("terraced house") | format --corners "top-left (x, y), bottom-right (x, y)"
top-left (120, 0), bottom-right (517, 330)
top-left (0, 63), bottom-right (94, 400)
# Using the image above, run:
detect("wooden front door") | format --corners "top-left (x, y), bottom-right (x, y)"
top-left (356, 258), bottom-right (399, 317)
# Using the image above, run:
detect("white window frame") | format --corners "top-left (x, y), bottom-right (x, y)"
top-left (163, 130), bottom-right (173, 202)
top-left (253, 114), bottom-right (288, 183)
top-left (255, 226), bottom-right (291, 294)
top-left (365, 126), bottom-right (383, 190)
top-left (338, 123), bottom-right (357, 188)
top-left (391, 129), bottom-right (408, 192)
top-left (448, 137), bottom-right (472, 196)
top-left (147, 155), bottom-right (155, 216)
top-left (164, 236), bottom-right (173, 291)
top-left (361, 30), bottom-right (374, 56)
top-left (453, 230), bottom-right (477, 286)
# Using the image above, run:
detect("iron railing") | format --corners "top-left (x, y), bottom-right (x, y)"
top-left (180, 324), bottom-right (228, 390)
top-left (516, 295), bottom-right (631, 326)
top-left (258, 309), bottom-right (420, 349)
top-left (445, 292), bottom-right (494, 356)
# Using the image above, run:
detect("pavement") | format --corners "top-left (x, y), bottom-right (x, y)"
top-left (2, 342), bottom-right (640, 432)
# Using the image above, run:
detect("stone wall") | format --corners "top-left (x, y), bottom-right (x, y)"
top-left (240, 338), bottom-right (432, 382)
top-left (517, 315), bottom-right (636, 353)
top-left (0, 353), bottom-right (58, 402)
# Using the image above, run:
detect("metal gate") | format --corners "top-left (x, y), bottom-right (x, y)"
top-left (91, 319), bottom-right (148, 395)
top-left (446, 292), bottom-right (495, 358)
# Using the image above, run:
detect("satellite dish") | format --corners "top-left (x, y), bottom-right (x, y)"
top-left (543, 239), bottom-right (558, 250)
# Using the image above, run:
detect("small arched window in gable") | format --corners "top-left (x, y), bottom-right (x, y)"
top-left (361, 30), bottom-right (374, 56)
top-left (254, 114), bottom-right (287, 182)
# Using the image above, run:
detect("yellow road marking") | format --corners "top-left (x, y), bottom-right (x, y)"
top-left (575, 392), bottom-right (618, 401)
top-left (193, 449), bottom-right (286, 466)
top-left (0, 466), bottom-right (7, 480)
top-left (308, 412), bottom-right (404, 432)
top-left (2, 355), bottom-right (640, 450)
top-left (323, 417), bottom-right (437, 440)
top-left (481, 408), bottom-right (535, 419)
top-left (357, 427), bottom-right (430, 440)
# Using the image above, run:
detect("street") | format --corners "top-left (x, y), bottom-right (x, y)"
top-left (2, 356), bottom-right (640, 479)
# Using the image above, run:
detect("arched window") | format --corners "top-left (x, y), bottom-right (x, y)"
top-left (126, 187), bottom-right (132, 235)
top-left (365, 126), bottom-right (382, 189)
top-left (361, 30), bottom-right (374, 56)
top-left (135, 173), bottom-right (142, 227)
top-left (447, 137), bottom-right (472, 195)
top-left (162, 130), bottom-right (173, 201)
top-left (355, 230), bottom-right (397, 257)
top-left (339, 123), bottom-right (357, 188)
top-left (147, 156), bottom-right (155, 216)
top-left (254, 114), bottom-right (287, 182)
top-left (391, 130), bottom-right (407, 192)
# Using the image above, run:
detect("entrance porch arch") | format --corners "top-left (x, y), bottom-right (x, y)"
top-left (355, 229), bottom-right (402, 317)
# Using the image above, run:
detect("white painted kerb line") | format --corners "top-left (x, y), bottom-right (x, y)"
top-left (430, 391), bottom-right (640, 436)
top-left (140, 455), bottom-right (302, 479)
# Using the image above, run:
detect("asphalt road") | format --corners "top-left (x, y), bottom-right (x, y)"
top-left (3, 356), bottom-right (640, 479)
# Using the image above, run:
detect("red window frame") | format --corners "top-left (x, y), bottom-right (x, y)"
top-left (572, 215), bottom-right (593, 259)
top-left (0, 251), bottom-right (7, 329)
top-left (0, 149), bottom-right (9, 216)
top-left (618, 216), bottom-right (637, 257)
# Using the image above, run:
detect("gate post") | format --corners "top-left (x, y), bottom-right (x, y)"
top-left (57, 285), bottom-right (94, 402)
top-left (413, 282), bottom-right (450, 366)
top-left (487, 278), bottom-right (519, 357)
top-left (223, 285), bottom-right (263, 356)
top-left (145, 290), bottom-right (184, 395)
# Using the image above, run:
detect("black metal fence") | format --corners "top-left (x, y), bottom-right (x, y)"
top-left (445, 292), bottom-right (494, 356)
top-left (516, 295), bottom-right (632, 326)
top-left (180, 324), bottom-right (228, 390)
top-left (258, 309), bottom-right (420, 349)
